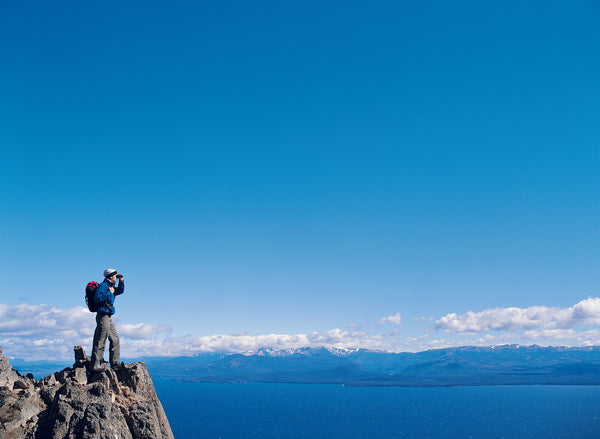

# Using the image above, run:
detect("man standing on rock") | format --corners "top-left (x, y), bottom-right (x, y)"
top-left (91, 268), bottom-right (124, 372)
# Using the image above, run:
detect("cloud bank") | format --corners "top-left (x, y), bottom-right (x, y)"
top-left (1, 299), bottom-right (599, 361)
top-left (0, 304), bottom-right (171, 361)
top-left (435, 298), bottom-right (600, 333)
top-left (0, 304), bottom-right (405, 361)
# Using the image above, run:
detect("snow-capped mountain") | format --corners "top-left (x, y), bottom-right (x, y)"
top-left (139, 345), bottom-right (600, 386)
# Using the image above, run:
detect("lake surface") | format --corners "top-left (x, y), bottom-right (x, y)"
top-left (153, 381), bottom-right (600, 439)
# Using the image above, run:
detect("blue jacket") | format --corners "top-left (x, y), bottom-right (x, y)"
top-left (94, 279), bottom-right (124, 315)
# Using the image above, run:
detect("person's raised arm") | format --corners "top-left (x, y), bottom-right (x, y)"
top-left (115, 275), bottom-right (125, 296)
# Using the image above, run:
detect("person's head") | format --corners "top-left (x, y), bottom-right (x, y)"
top-left (103, 268), bottom-right (118, 282)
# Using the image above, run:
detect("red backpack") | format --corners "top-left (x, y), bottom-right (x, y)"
top-left (85, 281), bottom-right (100, 312)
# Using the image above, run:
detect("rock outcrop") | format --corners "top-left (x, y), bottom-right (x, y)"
top-left (0, 346), bottom-right (174, 439)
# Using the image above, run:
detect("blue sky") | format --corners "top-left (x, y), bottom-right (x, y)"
top-left (1, 0), bottom-right (599, 360)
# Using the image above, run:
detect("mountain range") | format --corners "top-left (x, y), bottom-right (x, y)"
top-left (12, 345), bottom-right (600, 387)
top-left (141, 345), bottom-right (600, 387)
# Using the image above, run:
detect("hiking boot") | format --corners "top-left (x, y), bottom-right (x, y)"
top-left (111, 361), bottom-right (125, 371)
top-left (92, 363), bottom-right (109, 372)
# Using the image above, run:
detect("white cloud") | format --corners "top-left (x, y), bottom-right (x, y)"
top-left (522, 329), bottom-right (577, 340)
top-left (414, 316), bottom-right (434, 322)
top-left (435, 298), bottom-right (600, 334)
top-left (144, 328), bottom-right (400, 358)
top-left (2, 300), bottom-right (600, 362)
top-left (0, 304), bottom-right (404, 361)
top-left (378, 312), bottom-right (402, 325)
top-left (0, 304), bottom-right (170, 361)
top-left (522, 328), bottom-right (600, 343)
top-left (406, 334), bottom-right (430, 342)
top-left (422, 333), bottom-right (515, 351)
top-left (0, 304), bottom-right (94, 339)
top-left (119, 323), bottom-right (171, 340)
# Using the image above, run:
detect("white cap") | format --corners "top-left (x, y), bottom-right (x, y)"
top-left (103, 268), bottom-right (118, 278)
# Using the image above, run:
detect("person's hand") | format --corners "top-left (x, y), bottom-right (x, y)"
top-left (117, 274), bottom-right (124, 280)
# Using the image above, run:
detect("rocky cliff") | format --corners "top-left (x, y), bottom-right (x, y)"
top-left (0, 346), bottom-right (174, 439)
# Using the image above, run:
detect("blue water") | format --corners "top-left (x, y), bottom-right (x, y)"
top-left (153, 380), bottom-right (600, 439)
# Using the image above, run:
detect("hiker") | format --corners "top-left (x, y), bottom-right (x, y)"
top-left (91, 268), bottom-right (124, 372)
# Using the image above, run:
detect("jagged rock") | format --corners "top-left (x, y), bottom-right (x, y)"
top-left (73, 346), bottom-right (89, 368)
top-left (13, 380), bottom-right (30, 390)
top-left (0, 346), bottom-right (174, 439)
top-left (0, 347), bottom-right (21, 389)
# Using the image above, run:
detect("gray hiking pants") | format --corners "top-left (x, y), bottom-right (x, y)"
top-left (91, 313), bottom-right (120, 367)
